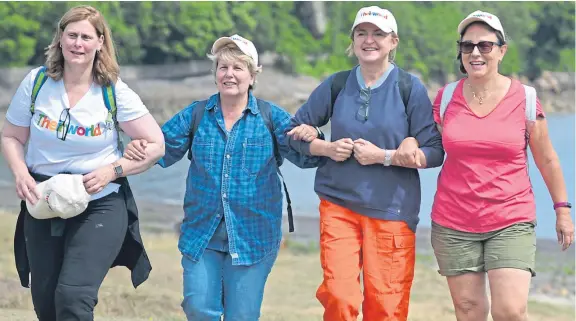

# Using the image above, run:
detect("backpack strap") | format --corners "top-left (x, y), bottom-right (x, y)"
top-left (187, 100), bottom-right (208, 160)
top-left (101, 84), bottom-right (123, 152)
top-left (30, 66), bottom-right (49, 115)
top-left (330, 70), bottom-right (351, 110)
top-left (258, 99), bottom-right (294, 233)
top-left (523, 84), bottom-right (537, 149)
top-left (396, 68), bottom-right (412, 111)
top-left (330, 67), bottom-right (413, 115)
top-left (523, 85), bottom-right (537, 122)
top-left (439, 81), bottom-right (459, 124)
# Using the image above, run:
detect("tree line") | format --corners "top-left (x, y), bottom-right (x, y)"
top-left (0, 1), bottom-right (573, 81)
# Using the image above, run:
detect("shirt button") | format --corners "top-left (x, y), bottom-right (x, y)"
top-left (216, 214), bottom-right (221, 218)
top-left (226, 154), bottom-right (230, 159)
top-left (224, 174), bottom-right (229, 178)
top-left (222, 193), bottom-right (227, 199)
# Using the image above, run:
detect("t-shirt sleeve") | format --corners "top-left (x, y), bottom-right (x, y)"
top-left (5, 67), bottom-right (41, 127)
top-left (114, 77), bottom-right (150, 122)
top-left (536, 97), bottom-right (545, 119)
top-left (432, 86), bottom-right (445, 125)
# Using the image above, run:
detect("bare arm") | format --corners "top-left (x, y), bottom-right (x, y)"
top-left (1, 122), bottom-right (40, 203)
top-left (116, 113), bottom-right (165, 176)
top-left (529, 117), bottom-right (574, 249)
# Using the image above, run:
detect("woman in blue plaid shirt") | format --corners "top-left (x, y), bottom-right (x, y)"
top-left (124, 34), bottom-right (321, 320)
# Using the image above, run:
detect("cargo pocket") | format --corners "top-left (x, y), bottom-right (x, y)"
top-left (391, 233), bottom-right (416, 285)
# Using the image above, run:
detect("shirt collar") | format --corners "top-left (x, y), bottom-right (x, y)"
top-left (205, 91), bottom-right (259, 114)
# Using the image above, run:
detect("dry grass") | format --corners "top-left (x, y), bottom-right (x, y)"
top-left (0, 211), bottom-right (572, 321)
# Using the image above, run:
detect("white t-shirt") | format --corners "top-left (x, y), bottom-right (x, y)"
top-left (6, 66), bottom-right (149, 200)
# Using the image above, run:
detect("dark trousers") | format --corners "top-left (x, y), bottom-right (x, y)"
top-left (24, 190), bottom-right (128, 321)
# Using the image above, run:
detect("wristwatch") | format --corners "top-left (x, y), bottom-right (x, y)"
top-left (112, 161), bottom-right (123, 178)
top-left (553, 202), bottom-right (572, 210)
top-left (383, 149), bottom-right (392, 166)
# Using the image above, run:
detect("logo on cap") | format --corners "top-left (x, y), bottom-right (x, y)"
top-left (361, 11), bottom-right (388, 19)
top-left (472, 13), bottom-right (492, 19)
top-left (231, 35), bottom-right (249, 45)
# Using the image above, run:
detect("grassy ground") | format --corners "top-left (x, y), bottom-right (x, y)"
top-left (0, 211), bottom-right (573, 321)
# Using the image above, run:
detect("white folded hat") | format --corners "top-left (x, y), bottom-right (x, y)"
top-left (26, 174), bottom-right (91, 220)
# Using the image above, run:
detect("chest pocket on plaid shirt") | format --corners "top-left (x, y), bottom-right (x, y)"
top-left (241, 136), bottom-right (273, 177)
top-left (192, 138), bottom-right (214, 174)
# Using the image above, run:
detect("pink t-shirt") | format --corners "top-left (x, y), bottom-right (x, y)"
top-left (431, 78), bottom-right (545, 233)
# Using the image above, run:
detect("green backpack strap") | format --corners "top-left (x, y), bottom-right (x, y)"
top-left (101, 84), bottom-right (123, 151)
top-left (30, 66), bottom-right (49, 115)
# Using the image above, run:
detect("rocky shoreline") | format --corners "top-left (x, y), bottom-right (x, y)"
top-left (0, 63), bottom-right (574, 129)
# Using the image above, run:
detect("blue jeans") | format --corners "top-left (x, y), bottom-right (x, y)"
top-left (181, 248), bottom-right (278, 321)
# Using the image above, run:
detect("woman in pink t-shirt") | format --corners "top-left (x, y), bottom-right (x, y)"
top-left (430, 10), bottom-right (574, 321)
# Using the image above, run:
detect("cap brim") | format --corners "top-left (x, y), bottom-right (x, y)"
top-left (458, 17), bottom-right (485, 34)
top-left (26, 181), bottom-right (57, 219)
top-left (351, 19), bottom-right (395, 34)
top-left (211, 37), bottom-right (237, 54)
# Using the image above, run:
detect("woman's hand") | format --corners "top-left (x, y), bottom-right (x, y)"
top-left (556, 209), bottom-right (575, 251)
top-left (287, 124), bottom-right (319, 142)
top-left (82, 165), bottom-right (116, 194)
top-left (353, 139), bottom-right (383, 166)
top-left (123, 139), bottom-right (148, 161)
top-left (15, 172), bottom-right (40, 205)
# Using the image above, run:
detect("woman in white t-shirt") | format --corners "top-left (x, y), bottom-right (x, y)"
top-left (0, 5), bottom-right (164, 321)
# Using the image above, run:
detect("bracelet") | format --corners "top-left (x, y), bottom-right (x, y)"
top-left (553, 202), bottom-right (572, 210)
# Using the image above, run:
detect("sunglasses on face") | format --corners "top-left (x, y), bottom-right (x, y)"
top-left (457, 40), bottom-right (501, 54)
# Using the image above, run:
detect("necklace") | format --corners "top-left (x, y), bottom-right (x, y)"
top-left (467, 82), bottom-right (490, 104)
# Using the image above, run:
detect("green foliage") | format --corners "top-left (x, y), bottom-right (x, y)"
top-left (0, 1), bottom-right (573, 80)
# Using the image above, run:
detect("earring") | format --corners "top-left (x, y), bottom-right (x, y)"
top-left (96, 49), bottom-right (100, 54)
top-left (59, 43), bottom-right (62, 48)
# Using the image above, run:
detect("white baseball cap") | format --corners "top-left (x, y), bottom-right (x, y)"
top-left (211, 34), bottom-right (259, 66)
top-left (26, 174), bottom-right (91, 220)
top-left (458, 10), bottom-right (506, 41)
top-left (351, 6), bottom-right (398, 35)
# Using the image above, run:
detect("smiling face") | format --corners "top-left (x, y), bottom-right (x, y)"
top-left (215, 58), bottom-right (254, 98)
top-left (460, 22), bottom-right (507, 79)
top-left (352, 22), bottom-right (398, 64)
top-left (60, 19), bottom-right (103, 67)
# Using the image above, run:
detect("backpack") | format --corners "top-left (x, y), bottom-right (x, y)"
top-left (438, 80), bottom-right (537, 143)
top-left (187, 99), bottom-right (295, 233)
top-left (329, 67), bottom-right (413, 114)
top-left (31, 66), bottom-right (123, 151)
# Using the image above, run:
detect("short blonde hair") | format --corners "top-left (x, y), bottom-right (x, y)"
top-left (345, 31), bottom-right (399, 63)
top-left (208, 44), bottom-right (262, 90)
top-left (45, 5), bottom-right (119, 86)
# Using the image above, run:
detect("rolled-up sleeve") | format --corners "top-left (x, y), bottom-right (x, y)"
top-left (157, 103), bottom-right (196, 168)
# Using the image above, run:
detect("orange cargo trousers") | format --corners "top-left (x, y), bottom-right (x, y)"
top-left (316, 199), bottom-right (416, 321)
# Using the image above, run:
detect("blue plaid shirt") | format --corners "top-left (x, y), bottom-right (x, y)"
top-left (158, 92), bottom-right (319, 265)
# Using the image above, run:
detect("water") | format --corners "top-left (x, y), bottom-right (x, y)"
top-left (0, 115), bottom-right (573, 239)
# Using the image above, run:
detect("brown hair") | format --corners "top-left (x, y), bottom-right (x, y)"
top-left (45, 5), bottom-right (119, 86)
top-left (457, 21), bottom-right (507, 74)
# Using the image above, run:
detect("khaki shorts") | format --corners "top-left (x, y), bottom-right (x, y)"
top-left (431, 221), bottom-right (536, 277)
